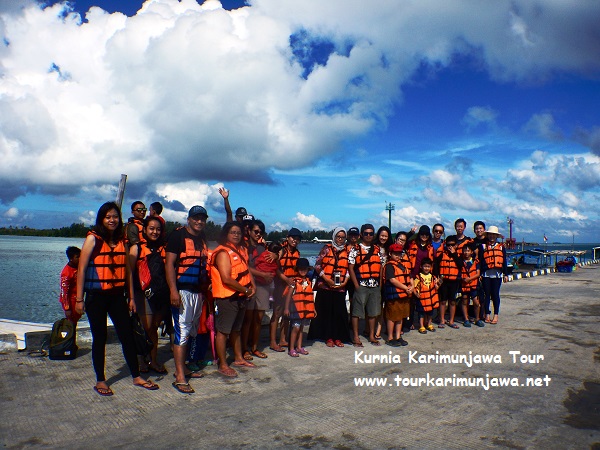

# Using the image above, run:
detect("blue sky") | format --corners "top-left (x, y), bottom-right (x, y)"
top-left (1, 0), bottom-right (599, 242)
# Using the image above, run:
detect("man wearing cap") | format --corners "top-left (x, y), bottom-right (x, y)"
top-left (348, 224), bottom-right (385, 347)
top-left (165, 205), bottom-right (209, 394)
top-left (269, 227), bottom-right (302, 352)
top-left (235, 207), bottom-right (248, 223)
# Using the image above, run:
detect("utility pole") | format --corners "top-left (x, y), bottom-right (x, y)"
top-left (115, 174), bottom-right (127, 209)
top-left (385, 201), bottom-right (395, 230)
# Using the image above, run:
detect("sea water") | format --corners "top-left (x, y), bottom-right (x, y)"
top-left (0, 235), bottom-right (322, 324)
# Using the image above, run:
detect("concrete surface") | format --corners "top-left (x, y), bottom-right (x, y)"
top-left (1, 264), bottom-right (599, 449)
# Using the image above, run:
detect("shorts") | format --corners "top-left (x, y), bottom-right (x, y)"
top-left (351, 285), bottom-right (382, 318)
top-left (290, 318), bottom-right (310, 328)
top-left (272, 280), bottom-right (288, 311)
top-left (246, 284), bottom-right (271, 311)
top-left (215, 295), bottom-right (247, 335)
top-left (134, 290), bottom-right (169, 317)
top-left (172, 290), bottom-right (203, 346)
top-left (439, 279), bottom-right (460, 303)
top-left (462, 289), bottom-right (478, 300)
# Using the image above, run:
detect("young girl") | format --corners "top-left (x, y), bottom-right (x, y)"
top-left (382, 243), bottom-right (413, 346)
top-left (413, 257), bottom-right (441, 334)
top-left (460, 243), bottom-right (484, 328)
top-left (76, 202), bottom-right (159, 396)
top-left (284, 258), bottom-right (316, 357)
top-left (128, 216), bottom-right (170, 374)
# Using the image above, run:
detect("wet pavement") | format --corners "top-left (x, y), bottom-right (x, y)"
top-left (1, 264), bottom-right (599, 449)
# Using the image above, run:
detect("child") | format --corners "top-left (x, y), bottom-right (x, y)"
top-left (253, 242), bottom-right (282, 293)
top-left (284, 258), bottom-right (316, 357)
top-left (59, 246), bottom-right (81, 324)
top-left (434, 235), bottom-right (463, 329)
top-left (460, 243), bottom-right (485, 327)
top-left (413, 257), bottom-right (441, 334)
top-left (382, 243), bottom-right (413, 346)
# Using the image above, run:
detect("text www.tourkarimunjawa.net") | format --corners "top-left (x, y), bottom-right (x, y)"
top-left (353, 373), bottom-right (551, 390)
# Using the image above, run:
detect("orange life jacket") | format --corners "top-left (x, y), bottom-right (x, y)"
top-left (353, 244), bottom-right (382, 280)
top-left (286, 277), bottom-right (315, 320)
top-left (483, 243), bottom-right (504, 269)
top-left (438, 251), bottom-right (460, 280)
top-left (125, 218), bottom-right (146, 246)
top-left (321, 244), bottom-right (350, 280)
top-left (279, 242), bottom-right (300, 278)
top-left (383, 261), bottom-right (412, 300)
top-left (415, 274), bottom-right (439, 312)
top-left (84, 231), bottom-right (127, 291)
top-left (210, 244), bottom-right (252, 298)
top-left (455, 236), bottom-right (473, 257)
top-left (461, 258), bottom-right (479, 290)
top-left (175, 228), bottom-right (208, 289)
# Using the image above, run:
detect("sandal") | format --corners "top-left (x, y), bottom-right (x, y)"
top-left (172, 382), bottom-right (194, 394)
top-left (326, 339), bottom-right (335, 347)
top-left (270, 345), bottom-right (285, 352)
top-left (135, 380), bottom-right (159, 390)
top-left (232, 361), bottom-right (257, 368)
top-left (288, 349), bottom-right (299, 357)
top-left (427, 325), bottom-right (436, 332)
top-left (243, 351), bottom-right (254, 361)
top-left (334, 340), bottom-right (344, 348)
top-left (369, 340), bottom-right (381, 346)
top-left (218, 367), bottom-right (238, 378)
top-left (93, 385), bottom-right (113, 397)
top-left (296, 347), bottom-right (309, 355)
top-left (418, 327), bottom-right (427, 334)
top-left (447, 323), bottom-right (459, 329)
top-left (251, 349), bottom-right (268, 359)
top-left (438, 323), bottom-right (446, 329)
top-left (352, 341), bottom-right (364, 348)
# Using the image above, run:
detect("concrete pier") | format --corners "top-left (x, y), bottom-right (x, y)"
top-left (1, 264), bottom-right (598, 449)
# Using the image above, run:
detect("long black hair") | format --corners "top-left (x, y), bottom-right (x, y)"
top-left (93, 201), bottom-right (124, 242)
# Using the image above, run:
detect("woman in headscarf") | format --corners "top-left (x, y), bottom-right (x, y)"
top-left (307, 227), bottom-right (351, 346)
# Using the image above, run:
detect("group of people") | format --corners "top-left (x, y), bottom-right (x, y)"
top-left (59, 193), bottom-right (509, 396)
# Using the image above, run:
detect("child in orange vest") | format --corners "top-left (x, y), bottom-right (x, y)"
top-left (284, 258), bottom-right (316, 357)
top-left (414, 257), bottom-right (441, 334)
top-left (460, 243), bottom-right (485, 328)
top-left (59, 246), bottom-right (81, 324)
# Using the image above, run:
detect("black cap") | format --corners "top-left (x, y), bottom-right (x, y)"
top-left (188, 205), bottom-right (208, 218)
top-left (235, 207), bottom-right (247, 216)
top-left (360, 223), bottom-right (375, 234)
top-left (418, 225), bottom-right (431, 236)
top-left (288, 227), bottom-right (302, 238)
top-left (296, 258), bottom-right (310, 269)
top-left (348, 227), bottom-right (360, 235)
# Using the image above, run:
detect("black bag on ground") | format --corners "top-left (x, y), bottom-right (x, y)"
top-left (131, 313), bottom-right (153, 356)
top-left (49, 318), bottom-right (78, 360)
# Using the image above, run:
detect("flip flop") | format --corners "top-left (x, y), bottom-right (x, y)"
top-left (369, 340), bottom-right (381, 346)
top-left (270, 346), bottom-right (285, 352)
top-left (232, 361), bottom-right (257, 368)
top-left (218, 367), bottom-right (238, 378)
top-left (447, 323), bottom-right (459, 329)
top-left (352, 341), bottom-right (364, 348)
top-left (438, 323), bottom-right (446, 329)
top-left (251, 349), bottom-right (268, 359)
top-left (135, 380), bottom-right (159, 390)
top-left (243, 351), bottom-right (254, 361)
top-left (172, 382), bottom-right (194, 394)
top-left (93, 385), bottom-right (114, 397)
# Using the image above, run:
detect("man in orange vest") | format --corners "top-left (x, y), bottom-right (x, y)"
top-left (165, 206), bottom-right (209, 394)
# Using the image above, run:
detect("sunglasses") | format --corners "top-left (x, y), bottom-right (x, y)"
top-left (134, 208), bottom-right (147, 212)
top-left (362, 231), bottom-right (374, 236)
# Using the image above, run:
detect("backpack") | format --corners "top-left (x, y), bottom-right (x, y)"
top-left (49, 318), bottom-right (78, 360)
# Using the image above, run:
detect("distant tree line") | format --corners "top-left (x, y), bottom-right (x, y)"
top-left (0, 222), bottom-right (335, 243)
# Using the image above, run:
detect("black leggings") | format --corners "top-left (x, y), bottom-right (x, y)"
top-left (482, 277), bottom-right (502, 316)
top-left (85, 290), bottom-right (140, 382)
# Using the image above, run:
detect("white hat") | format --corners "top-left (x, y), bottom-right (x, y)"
top-left (485, 226), bottom-right (504, 238)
